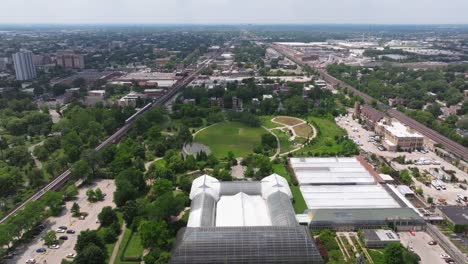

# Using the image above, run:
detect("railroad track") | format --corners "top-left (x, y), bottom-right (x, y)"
top-left (0, 49), bottom-right (224, 225)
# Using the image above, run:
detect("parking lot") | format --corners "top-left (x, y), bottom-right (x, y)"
top-left (399, 231), bottom-right (449, 264)
top-left (9, 180), bottom-right (116, 264)
top-left (336, 112), bottom-right (468, 206)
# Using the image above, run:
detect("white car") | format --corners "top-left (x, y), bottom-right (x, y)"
top-left (56, 229), bottom-right (66, 233)
top-left (26, 259), bottom-right (36, 264)
top-left (440, 254), bottom-right (450, 259)
top-left (49, 244), bottom-right (60, 249)
top-left (66, 253), bottom-right (76, 258)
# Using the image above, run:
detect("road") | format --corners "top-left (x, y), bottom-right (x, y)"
top-left (0, 48), bottom-right (225, 225)
top-left (270, 42), bottom-right (468, 161)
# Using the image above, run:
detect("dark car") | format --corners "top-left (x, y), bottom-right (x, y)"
top-left (58, 226), bottom-right (68, 230)
top-left (428, 241), bottom-right (437, 245)
top-left (36, 248), bottom-right (46, 253)
top-left (59, 236), bottom-right (68, 240)
top-left (444, 259), bottom-right (455, 264)
top-left (66, 229), bottom-right (75, 234)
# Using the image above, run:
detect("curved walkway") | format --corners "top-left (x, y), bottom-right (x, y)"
top-left (266, 116), bottom-right (317, 158)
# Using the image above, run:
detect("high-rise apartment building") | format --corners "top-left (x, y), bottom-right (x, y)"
top-left (56, 51), bottom-right (85, 69)
top-left (12, 50), bottom-right (37, 81)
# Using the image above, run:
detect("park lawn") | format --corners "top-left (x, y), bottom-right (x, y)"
top-left (272, 129), bottom-right (295, 154)
top-left (114, 228), bottom-right (144, 264)
top-left (194, 121), bottom-right (267, 159)
top-left (259, 115), bottom-right (282, 129)
top-left (125, 232), bottom-right (144, 258)
top-left (272, 164), bottom-right (307, 213)
top-left (299, 116), bottom-right (347, 156)
top-left (368, 249), bottom-right (385, 264)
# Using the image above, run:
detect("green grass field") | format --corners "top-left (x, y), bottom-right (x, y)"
top-left (114, 228), bottom-right (144, 264)
top-left (272, 129), bottom-right (295, 154)
top-left (272, 164), bottom-right (307, 213)
top-left (259, 115), bottom-right (281, 129)
top-left (299, 115), bottom-right (348, 156)
top-left (195, 121), bottom-right (267, 158)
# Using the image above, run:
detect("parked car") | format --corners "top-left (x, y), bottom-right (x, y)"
top-left (79, 215), bottom-right (85, 220)
top-left (409, 230), bottom-right (415, 236)
top-left (59, 236), bottom-right (68, 240)
top-left (26, 259), bottom-right (36, 264)
top-left (56, 228), bottom-right (66, 233)
top-left (49, 244), bottom-right (60, 249)
top-left (440, 254), bottom-right (451, 259)
top-left (428, 241), bottom-right (437, 245)
top-left (66, 253), bottom-right (76, 259)
top-left (444, 259), bottom-right (455, 264)
top-left (66, 229), bottom-right (75, 234)
top-left (58, 226), bottom-right (68, 230)
top-left (35, 248), bottom-right (46, 253)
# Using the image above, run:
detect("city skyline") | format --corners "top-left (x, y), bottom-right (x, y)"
top-left (1, 0), bottom-right (468, 25)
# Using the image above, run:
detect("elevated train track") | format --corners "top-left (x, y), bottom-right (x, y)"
top-left (0, 50), bottom-right (222, 224)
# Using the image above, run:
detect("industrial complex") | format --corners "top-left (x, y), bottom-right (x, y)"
top-left (289, 157), bottom-right (426, 231)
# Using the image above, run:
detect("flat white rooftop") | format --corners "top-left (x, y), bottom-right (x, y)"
top-left (300, 185), bottom-right (401, 209)
top-left (378, 120), bottom-right (423, 139)
top-left (216, 193), bottom-right (271, 227)
top-left (289, 157), bottom-right (376, 185)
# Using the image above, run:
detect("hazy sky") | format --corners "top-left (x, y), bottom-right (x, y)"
top-left (1, 0), bottom-right (468, 24)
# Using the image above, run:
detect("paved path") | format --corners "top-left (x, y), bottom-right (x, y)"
top-left (144, 157), bottom-right (163, 171)
top-left (28, 140), bottom-right (44, 169)
top-left (109, 225), bottom-right (127, 264)
top-left (265, 117), bottom-right (317, 158)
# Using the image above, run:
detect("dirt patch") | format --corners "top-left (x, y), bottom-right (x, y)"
top-left (293, 123), bottom-right (313, 138)
top-left (272, 116), bottom-right (304, 126)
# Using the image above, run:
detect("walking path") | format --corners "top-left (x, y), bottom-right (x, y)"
top-left (109, 225), bottom-right (127, 264)
top-left (144, 157), bottom-right (163, 171)
top-left (265, 117), bottom-right (317, 159)
top-left (28, 140), bottom-right (44, 169)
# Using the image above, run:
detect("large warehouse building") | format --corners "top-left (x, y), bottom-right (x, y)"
top-left (170, 174), bottom-right (323, 264)
top-left (289, 157), bottom-right (425, 231)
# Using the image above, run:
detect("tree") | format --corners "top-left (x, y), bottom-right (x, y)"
top-left (261, 133), bottom-right (277, 149)
top-left (42, 191), bottom-right (64, 216)
top-left (72, 160), bottom-right (92, 181)
top-left (75, 230), bottom-right (106, 253)
top-left (87, 189), bottom-right (96, 202)
top-left (139, 220), bottom-right (170, 249)
top-left (65, 185), bottom-right (79, 199)
top-left (384, 243), bottom-right (405, 264)
top-left (427, 197), bottom-right (434, 204)
top-left (71, 202), bottom-right (81, 217)
top-left (94, 188), bottom-right (104, 201)
top-left (75, 244), bottom-right (106, 264)
top-left (149, 179), bottom-right (173, 200)
top-left (98, 207), bottom-right (117, 227)
top-left (42, 230), bottom-right (57, 246)
top-left (0, 224), bottom-right (15, 249)
top-left (122, 200), bottom-right (138, 227)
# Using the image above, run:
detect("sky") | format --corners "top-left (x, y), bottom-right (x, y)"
top-left (1, 0), bottom-right (468, 25)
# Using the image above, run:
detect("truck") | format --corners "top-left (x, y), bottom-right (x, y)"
top-left (431, 180), bottom-right (441, 190)
top-left (436, 179), bottom-right (446, 190)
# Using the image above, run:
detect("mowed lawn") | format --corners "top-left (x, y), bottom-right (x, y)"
top-left (195, 121), bottom-right (267, 158)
